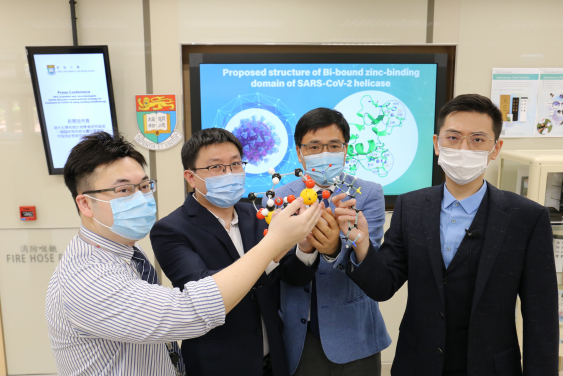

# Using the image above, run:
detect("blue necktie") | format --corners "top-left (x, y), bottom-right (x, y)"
top-left (132, 247), bottom-right (185, 376)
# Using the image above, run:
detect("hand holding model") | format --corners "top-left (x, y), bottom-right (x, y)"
top-left (332, 193), bottom-right (370, 261)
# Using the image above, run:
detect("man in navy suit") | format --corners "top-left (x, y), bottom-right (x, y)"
top-left (263, 108), bottom-right (391, 376)
top-left (334, 94), bottom-right (558, 376)
top-left (151, 128), bottom-right (321, 376)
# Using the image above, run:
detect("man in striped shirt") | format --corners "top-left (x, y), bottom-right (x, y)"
top-left (46, 132), bottom-right (322, 376)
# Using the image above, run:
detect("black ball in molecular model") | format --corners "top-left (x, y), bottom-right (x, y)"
top-left (266, 190), bottom-right (275, 199)
top-left (247, 192), bottom-right (257, 202)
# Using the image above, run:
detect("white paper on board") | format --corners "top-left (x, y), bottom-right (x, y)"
top-left (491, 68), bottom-right (540, 138)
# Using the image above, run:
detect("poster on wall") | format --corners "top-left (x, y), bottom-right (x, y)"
top-left (536, 69), bottom-right (563, 137)
top-left (490, 68), bottom-right (540, 138)
top-left (26, 46), bottom-right (119, 174)
top-left (199, 63), bottom-right (438, 197)
top-left (133, 94), bottom-right (183, 150)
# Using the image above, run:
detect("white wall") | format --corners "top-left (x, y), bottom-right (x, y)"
top-left (1, 0), bottom-right (561, 374)
top-left (435, 0), bottom-right (563, 182)
top-left (0, 0), bottom-right (150, 374)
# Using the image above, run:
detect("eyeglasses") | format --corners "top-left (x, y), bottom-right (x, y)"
top-left (300, 142), bottom-right (346, 155)
top-left (82, 180), bottom-right (157, 199)
top-left (192, 161), bottom-right (247, 176)
top-left (438, 131), bottom-right (496, 152)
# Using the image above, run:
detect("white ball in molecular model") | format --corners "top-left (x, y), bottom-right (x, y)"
top-left (268, 167), bottom-right (275, 175)
top-left (267, 199), bottom-right (275, 208)
top-left (261, 208), bottom-right (269, 217)
top-left (283, 197), bottom-right (288, 203)
top-left (272, 177), bottom-right (280, 185)
top-left (333, 177), bottom-right (338, 182)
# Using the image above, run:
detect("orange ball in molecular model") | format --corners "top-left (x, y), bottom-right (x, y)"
top-left (256, 211), bottom-right (265, 220)
top-left (322, 190), bottom-right (331, 200)
top-left (274, 197), bottom-right (283, 206)
top-left (287, 194), bottom-right (296, 203)
top-left (300, 188), bottom-right (317, 205)
top-left (305, 179), bottom-right (315, 189)
top-left (265, 211), bottom-right (274, 224)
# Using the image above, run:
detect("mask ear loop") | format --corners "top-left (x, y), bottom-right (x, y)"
top-left (188, 170), bottom-right (208, 200)
top-left (82, 194), bottom-right (112, 229)
top-left (189, 170), bottom-right (205, 182)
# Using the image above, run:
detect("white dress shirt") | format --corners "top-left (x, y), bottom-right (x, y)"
top-left (45, 226), bottom-right (225, 376)
top-left (193, 198), bottom-right (274, 356)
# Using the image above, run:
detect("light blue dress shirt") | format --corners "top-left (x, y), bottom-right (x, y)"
top-left (440, 181), bottom-right (488, 268)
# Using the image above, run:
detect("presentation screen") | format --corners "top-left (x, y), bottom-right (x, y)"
top-left (191, 53), bottom-right (449, 204)
top-left (27, 46), bottom-right (118, 175)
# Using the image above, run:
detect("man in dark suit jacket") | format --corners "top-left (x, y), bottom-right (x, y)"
top-left (333, 94), bottom-right (558, 376)
top-left (151, 128), bottom-right (319, 376)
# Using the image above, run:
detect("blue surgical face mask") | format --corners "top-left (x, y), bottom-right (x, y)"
top-left (301, 151), bottom-right (345, 186)
top-left (193, 172), bottom-right (246, 208)
top-left (85, 191), bottom-right (157, 241)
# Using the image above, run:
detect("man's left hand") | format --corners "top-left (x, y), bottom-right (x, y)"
top-left (307, 207), bottom-right (341, 257)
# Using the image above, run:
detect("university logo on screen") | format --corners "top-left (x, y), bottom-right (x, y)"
top-left (47, 65), bottom-right (55, 75)
top-left (134, 94), bottom-right (183, 150)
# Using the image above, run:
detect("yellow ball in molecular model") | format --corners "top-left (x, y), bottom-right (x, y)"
top-left (300, 188), bottom-right (317, 206)
top-left (265, 211), bottom-right (274, 224)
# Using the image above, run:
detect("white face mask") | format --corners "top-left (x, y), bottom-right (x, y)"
top-left (437, 146), bottom-right (494, 185)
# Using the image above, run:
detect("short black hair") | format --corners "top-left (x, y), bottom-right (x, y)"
top-left (437, 94), bottom-right (503, 140)
top-left (181, 128), bottom-right (243, 170)
top-left (294, 108), bottom-right (350, 146)
top-left (64, 132), bottom-right (146, 212)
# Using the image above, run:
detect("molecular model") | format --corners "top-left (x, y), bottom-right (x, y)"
top-left (248, 167), bottom-right (363, 249)
top-left (332, 173), bottom-right (363, 248)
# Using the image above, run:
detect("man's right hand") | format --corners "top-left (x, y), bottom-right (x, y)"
top-left (332, 192), bottom-right (370, 262)
top-left (298, 238), bottom-right (315, 254)
top-left (266, 197), bottom-right (323, 254)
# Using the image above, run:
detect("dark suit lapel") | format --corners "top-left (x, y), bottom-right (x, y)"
top-left (184, 193), bottom-right (242, 262)
top-left (471, 183), bottom-right (511, 317)
top-left (422, 184), bottom-right (446, 306)
top-left (236, 204), bottom-right (255, 254)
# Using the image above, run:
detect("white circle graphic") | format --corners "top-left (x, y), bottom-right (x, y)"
top-left (334, 91), bottom-right (418, 186)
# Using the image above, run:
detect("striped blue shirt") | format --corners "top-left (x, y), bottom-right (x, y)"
top-left (46, 226), bottom-right (225, 375)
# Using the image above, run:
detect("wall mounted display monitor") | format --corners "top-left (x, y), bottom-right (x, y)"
top-left (190, 52), bottom-right (450, 206)
top-left (26, 45), bottom-right (118, 175)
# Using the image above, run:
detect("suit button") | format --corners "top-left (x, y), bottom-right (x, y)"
top-left (256, 329), bottom-right (262, 336)
top-left (443, 278), bottom-right (448, 285)
top-left (439, 312), bottom-right (445, 319)
top-left (437, 348), bottom-right (443, 355)
top-left (304, 287), bottom-right (310, 293)
top-left (301, 318), bottom-right (307, 324)
top-left (251, 293), bottom-right (256, 300)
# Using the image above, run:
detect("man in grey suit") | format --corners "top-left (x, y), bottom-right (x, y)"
top-left (263, 108), bottom-right (391, 376)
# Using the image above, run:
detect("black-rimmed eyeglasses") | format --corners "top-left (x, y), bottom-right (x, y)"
top-left (191, 161), bottom-right (247, 176)
top-left (82, 180), bottom-right (157, 199)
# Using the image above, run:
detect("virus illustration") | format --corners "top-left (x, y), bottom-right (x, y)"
top-left (232, 115), bottom-right (281, 166)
